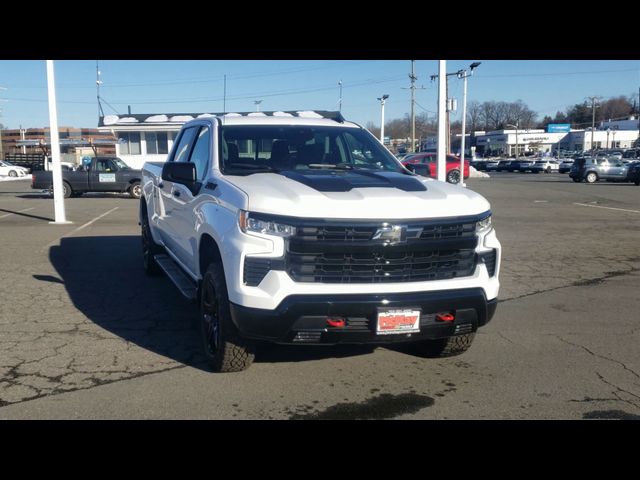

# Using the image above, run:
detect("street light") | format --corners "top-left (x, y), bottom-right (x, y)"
top-left (506, 122), bottom-right (519, 158)
top-left (377, 94), bottom-right (389, 143)
top-left (338, 80), bottom-right (343, 112)
top-left (254, 100), bottom-right (263, 112)
top-left (456, 62), bottom-right (481, 187)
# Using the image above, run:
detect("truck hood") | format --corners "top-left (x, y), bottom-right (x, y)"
top-left (225, 170), bottom-right (491, 219)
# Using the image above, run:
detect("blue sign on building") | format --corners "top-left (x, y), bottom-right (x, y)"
top-left (547, 124), bottom-right (571, 133)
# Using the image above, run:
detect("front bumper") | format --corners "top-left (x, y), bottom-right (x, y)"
top-left (229, 287), bottom-right (497, 345)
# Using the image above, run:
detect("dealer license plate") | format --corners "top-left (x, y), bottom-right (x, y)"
top-left (376, 308), bottom-right (421, 335)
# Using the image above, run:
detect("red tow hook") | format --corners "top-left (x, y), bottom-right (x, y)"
top-left (435, 312), bottom-right (455, 322)
top-left (326, 317), bottom-right (346, 328)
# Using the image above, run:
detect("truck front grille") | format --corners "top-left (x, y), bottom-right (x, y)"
top-left (287, 247), bottom-right (476, 283)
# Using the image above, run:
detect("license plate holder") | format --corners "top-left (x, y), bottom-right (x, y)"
top-left (376, 307), bottom-right (421, 335)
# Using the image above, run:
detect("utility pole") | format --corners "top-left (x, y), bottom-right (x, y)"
top-left (96, 61), bottom-right (104, 119)
top-left (1, 86), bottom-right (8, 160)
top-left (437, 61), bottom-right (447, 182)
top-left (587, 96), bottom-right (601, 151)
top-left (410, 61), bottom-right (416, 152)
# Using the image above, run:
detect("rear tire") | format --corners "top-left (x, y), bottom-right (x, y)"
top-left (62, 181), bottom-right (72, 198)
top-left (415, 333), bottom-right (476, 358)
top-left (200, 262), bottom-right (255, 372)
top-left (585, 172), bottom-right (598, 183)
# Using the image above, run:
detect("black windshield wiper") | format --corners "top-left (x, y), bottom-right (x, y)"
top-left (225, 163), bottom-right (280, 174)
top-left (307, 163), bottom-right (356, 170)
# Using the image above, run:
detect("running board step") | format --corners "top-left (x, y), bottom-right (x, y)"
top-left (154, 254), bottom-right (198, 302)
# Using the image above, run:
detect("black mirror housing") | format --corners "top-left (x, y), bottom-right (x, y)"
top-left (162, 162), bottom-right (196, 184)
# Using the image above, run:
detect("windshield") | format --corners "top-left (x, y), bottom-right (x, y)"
top-left (219, 125), bottom-right (403, 175)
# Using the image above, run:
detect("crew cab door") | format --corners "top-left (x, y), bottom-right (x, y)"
top-left (157, 126), bottom-right (202, 271)
top-left (168, 126), bottom-right (211, 274)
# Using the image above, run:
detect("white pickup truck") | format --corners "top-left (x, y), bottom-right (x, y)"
top-left (140, 111), bottom-right (501, 372)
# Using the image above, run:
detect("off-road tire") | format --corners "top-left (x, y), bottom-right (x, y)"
top-left (200, 262), bottom-right (255, 372)
top-left (417, 333), bottom-right (476, 358)
top-left (141, 207), bottom-right (163, 276)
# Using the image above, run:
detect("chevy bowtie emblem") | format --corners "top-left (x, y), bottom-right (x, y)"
top-left (372, 224), bottom-right (407, 245)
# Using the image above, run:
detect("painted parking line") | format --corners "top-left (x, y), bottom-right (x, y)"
top-left (0, 207), bottom-right (35, 219)
top-left (42, 207), bottom-right (120, 251)
top-left (573, 203), bottom-right (640, 214)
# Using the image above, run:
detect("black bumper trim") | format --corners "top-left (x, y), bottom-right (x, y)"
top-left (229, 288), bottom-right (498, 344)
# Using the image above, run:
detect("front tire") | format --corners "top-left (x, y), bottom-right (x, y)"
top-left (9, 170), bottom-right (17, 177)
top-left (141, 206), bottom-right (163, 276)
top-left (200, 263), bottom-right (255, 372)
top-left (130, 181), bottom-right (142, 199)
top-left (415, 333), bottom-right (476, 357)
top-left (446, 169), bottom-right (461, 184)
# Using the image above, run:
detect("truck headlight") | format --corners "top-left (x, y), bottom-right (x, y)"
top-left (476, 215), bottom-right (492, 234)
top-left (238, 210), bottom-right (296, 237)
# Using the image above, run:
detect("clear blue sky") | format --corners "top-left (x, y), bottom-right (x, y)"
top-left (0, 60), bottom-right (639, 129)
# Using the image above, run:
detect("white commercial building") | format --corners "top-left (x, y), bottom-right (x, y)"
top-left (97, 113), bottom-right (211, 169)
top-left (475, 127), bottom-right (639, 156)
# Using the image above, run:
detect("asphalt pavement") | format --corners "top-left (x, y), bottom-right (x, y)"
top-left (0, 173), bottom-right (639, 419)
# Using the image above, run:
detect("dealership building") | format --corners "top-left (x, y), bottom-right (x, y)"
top-left (472, 119), bottom-right (639, 156)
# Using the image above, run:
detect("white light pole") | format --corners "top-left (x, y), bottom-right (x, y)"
top-left (378, 94), bottom-right (389, 143)
top-left (457, 62), bottom-right (481, 187)
top-left (507, 123), bottom-right (519, 158)
top-left (254, 100), bottom-right (263, 112)
top-left (437, 60), bottom-right (447, 182)
top-left (338, 80), bottom-right (343, 112)
top-left (46, 60), bottom-right (71, 225)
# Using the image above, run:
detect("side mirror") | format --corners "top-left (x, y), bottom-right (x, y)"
top-left (162, 162), bottom-right (198, 191)
top-left (404, 163), bottom-right (415, 173)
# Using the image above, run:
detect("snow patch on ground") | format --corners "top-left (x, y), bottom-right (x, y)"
top-left (469, 166), bottom-right (490, 178)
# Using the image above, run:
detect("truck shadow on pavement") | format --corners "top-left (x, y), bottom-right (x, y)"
top-left (45, 236), bottom-right (373, 372)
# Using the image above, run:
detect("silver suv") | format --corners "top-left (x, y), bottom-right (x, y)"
top-left (569, 157), bottom-right (629, 183)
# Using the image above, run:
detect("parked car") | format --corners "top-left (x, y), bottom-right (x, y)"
top-left (569, 157), bottom-right (630, 183)
top-left (627, 161), bottom-right (640, 186)
top-left (402, 153), bottom-right (470, 184)
top-left (515, 159), bottom-right (538, 172)
top-left (529, 160), bottom-right (560, 173)
top-left (0, 160), bottom-right (30, 177)
top-left (559, 159), bottom-right (574, 173)
top-left (623, 149), bottom-right (640, 160)
top-left (31, 156), bottom-right (142, 198)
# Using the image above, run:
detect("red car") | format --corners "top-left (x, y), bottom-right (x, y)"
top-left (402, 153), bottom-right (470, 184)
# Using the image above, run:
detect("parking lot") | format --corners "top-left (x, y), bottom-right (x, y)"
top-left (1, 173), bottom-right (639, 419)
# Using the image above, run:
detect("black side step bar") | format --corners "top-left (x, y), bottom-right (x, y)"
top-left (154, 254), bottom-right (198, 302)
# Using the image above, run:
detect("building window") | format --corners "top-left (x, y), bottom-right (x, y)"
top-left (119, 132), bottom-right (141, 155)
top-left (146, 132), bottom-right (169, 155)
